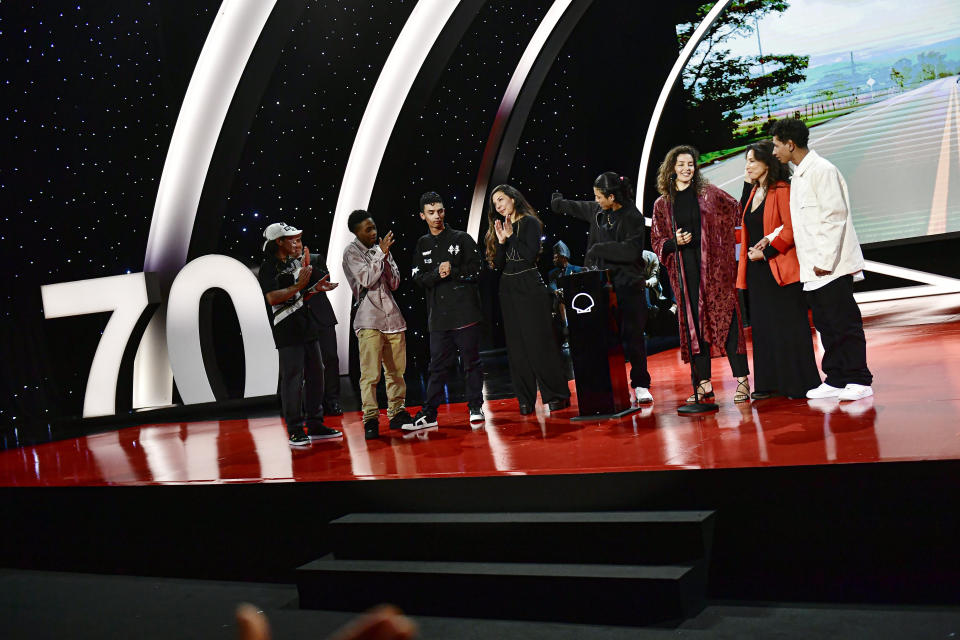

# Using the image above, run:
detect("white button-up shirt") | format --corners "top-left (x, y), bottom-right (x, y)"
top-left (789, 150), bottom-right (865, 290)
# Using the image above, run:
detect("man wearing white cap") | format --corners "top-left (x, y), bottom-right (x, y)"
top-left (259, 222), bottom-right (341, 447)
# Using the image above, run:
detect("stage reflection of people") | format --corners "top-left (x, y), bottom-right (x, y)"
top-left (550, 172), bottom-right (653, 404)
top-left (259, 222), bottom-right (342, 447)
top-left (770, 118), bottom-right (873, 402)
top-left (486, 184), bottom-right (571, 415)
top-left (736, 141), bottom-right (820, 399)
top-left (651, 146), bottom-right (750, 404)
top-left (410, 191), bottom-right (486, 429)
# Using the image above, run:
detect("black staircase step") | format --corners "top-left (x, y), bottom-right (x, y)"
top-left (327, 511), bottom-right (715, 565)
top-left (296, 555), bottom-right (706, 625)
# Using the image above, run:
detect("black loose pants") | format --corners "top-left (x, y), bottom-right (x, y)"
top-left (424, 324), bottom-right (483, 412)
top-left (278, 339), bottom-right (324, 433)
top-left (806, 275), bottom-right (872, 388)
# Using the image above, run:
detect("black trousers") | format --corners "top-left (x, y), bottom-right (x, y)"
top-left (618, 290), bottom-right (651, 389)
top-left (692, 312), bottom-right (749, 381)
top-left (806, 275), bottom-right (872, 388)
top-left (424, 323), bottom-right (483, 412)
top-left (278, 339), bottom-right (324, 433)
top-left (500, 270), bottom-right (570, 407)
top-left (316, 324), bottom-right (341, 404)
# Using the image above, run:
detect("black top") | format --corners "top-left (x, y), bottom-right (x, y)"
top-left (549, 195), bottom-right (647, 291)
top-left (258, 253), bottom-right (323, 348)
top-left (493, 215), bottom-right (543, 274)
top-left (743, 186), bottom-right (780, 260)
top-left (411, 226), bottom-right (483, 332)
top-left (661, 187), bottom-right (701, 262)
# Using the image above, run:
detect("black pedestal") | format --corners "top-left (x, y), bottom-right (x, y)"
top-left (558, 270), bottom-right (635, 419)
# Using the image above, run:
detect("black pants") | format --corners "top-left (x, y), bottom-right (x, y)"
top-left (500, 270), bottom-right (570, 407)
top-left (618, 290), bottom-right (651, 389)
top-left (424, 324), bottom-right (483, 413)
top-left (316, 324), bottom-right (341, 405)
top-left (278, 339), bottom-right (324, 433)
top-left (692, 312), bottom-right (749, 381)
top-left (806, 275), bottom-right (872, 388)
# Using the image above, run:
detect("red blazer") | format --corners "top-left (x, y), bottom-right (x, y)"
top-left (736, 180), bottom-right (801, 289)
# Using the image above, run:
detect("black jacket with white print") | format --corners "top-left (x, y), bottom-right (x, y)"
top-left (411, 226), bottom-right (483, 332)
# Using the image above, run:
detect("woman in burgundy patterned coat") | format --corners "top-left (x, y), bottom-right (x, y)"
top-left (651, 145), bottom-right (750, 404)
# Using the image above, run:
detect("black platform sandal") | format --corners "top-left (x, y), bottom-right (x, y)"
top-left (734, 378), bottom-right (751, 404)
top-left (686, 380), bottom-right (715, 404)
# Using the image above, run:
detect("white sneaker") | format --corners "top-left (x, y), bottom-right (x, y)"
top-left (634, 387), bottom-right (654, 404)
top-left (806, 383), bottom-right (843, 399)
top-left (468, 406), bottom-right (485, 423)
top-left (838, 383), bottom-right (873, 401)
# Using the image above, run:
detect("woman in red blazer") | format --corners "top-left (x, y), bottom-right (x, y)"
top-left (737, 141), bottom-right (820, 399)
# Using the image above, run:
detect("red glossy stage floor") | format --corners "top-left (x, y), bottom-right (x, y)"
top-left (3, 302), bottom-right (959, 486)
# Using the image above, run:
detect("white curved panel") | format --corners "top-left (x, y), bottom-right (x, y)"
top-left (326, 0), bottom-right (464, 373)
top-left (635, 0), bottom-right (734, 210)
top-left (466, 0), bottom-right (574, 241)
top-left (134, 0), bottom-right (278, 409)
top-left (166, 254), bottom-right (279, 404)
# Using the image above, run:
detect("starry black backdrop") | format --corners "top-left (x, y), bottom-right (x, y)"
top-left (1, 0), bottom-right (700, 443)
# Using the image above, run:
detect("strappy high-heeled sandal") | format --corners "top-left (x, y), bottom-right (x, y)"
top-left (686, 380), bottom-right (715, 404)
top-left (734, 378), bottom-right (751, 404)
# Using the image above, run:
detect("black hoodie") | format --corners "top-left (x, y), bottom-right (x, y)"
top-left (550, 194), bottom-right (647, 292)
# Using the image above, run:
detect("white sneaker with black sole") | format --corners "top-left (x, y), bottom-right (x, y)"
top-left (405, 409), bottom-right (438, 431)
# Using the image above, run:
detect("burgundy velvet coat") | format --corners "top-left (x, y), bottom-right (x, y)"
top-left (651, 183), bottom-right (746, 363)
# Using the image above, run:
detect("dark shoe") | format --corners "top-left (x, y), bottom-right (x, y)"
top-left (468, 404), bottom-right (485, 423)
top-left (389, 409), bottom-right (415, 430)
top-left (751, 390), bottom-right (777, 400)
top-left (548, 398), bottom-right (571, 412)
top-left (364, 418), bottom-right (380, 440)
top-left (518, 402), bottom-right (535, 415)
top-left (307, 423), bottom-right (342, 440)
top-left (323, 401), bottom-right (344, 417)
top-left (686, 380), bottom-right (715, 404)
top-left (408, 409), bottom-right (438, 430)
top-left (288, 431), bottom-right (311, 447)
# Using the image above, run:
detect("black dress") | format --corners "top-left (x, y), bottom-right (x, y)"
top-left (665, 188), bottom-right (748, 380)
top-left (743, 193), bottom-right (821, 398)
top-left (494, 216), bottom-right (570, 408)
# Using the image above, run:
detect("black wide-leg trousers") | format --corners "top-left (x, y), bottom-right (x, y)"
top-left (278, 339), bottom-right (324, 433)
top-left (806, 275), bottom-right (872, 388)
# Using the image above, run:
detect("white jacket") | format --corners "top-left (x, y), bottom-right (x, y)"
top-left (789, 150), bottom-right (864, 288)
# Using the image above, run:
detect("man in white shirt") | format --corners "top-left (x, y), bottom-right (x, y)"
top-left (770, 118), bottom-right (873, 401)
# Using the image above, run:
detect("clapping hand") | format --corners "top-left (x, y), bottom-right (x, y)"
top-left (675, 228), bottom-right (693, 246)
top-left (747, 248), bottom-right (764, 261)
top-left (378, 231), bottom-right (395, 255)
top-left (236, 603), bottom-right (417, 640)
top-left (494, 218), bottom-right (514, 244)
top-left (438, 261), bottom-right (451, 279)
top-left (303, 274), bottom-right (338, 300)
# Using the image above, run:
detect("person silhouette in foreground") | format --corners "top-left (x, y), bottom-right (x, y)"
top-left (236, 603), bottom-right (417, 640)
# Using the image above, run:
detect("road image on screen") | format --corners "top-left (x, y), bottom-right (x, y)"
top-left (672, 0), bottom-right (960, 245)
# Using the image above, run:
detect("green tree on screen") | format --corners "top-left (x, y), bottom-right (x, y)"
top-left (677, 0), bottom-right (808, 152)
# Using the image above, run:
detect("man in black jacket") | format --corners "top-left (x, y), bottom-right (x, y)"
top-left (551, 172), bottom-right (653, 404)
top-left (259, 222), bottom-right (343, 446)
top-left (410, 192), bottom-right (485, 428)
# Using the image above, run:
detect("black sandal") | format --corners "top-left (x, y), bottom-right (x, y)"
top-left (734, 378), bottom-right (751, 404)
top-left (686, 380), bottom-right (715, 404)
